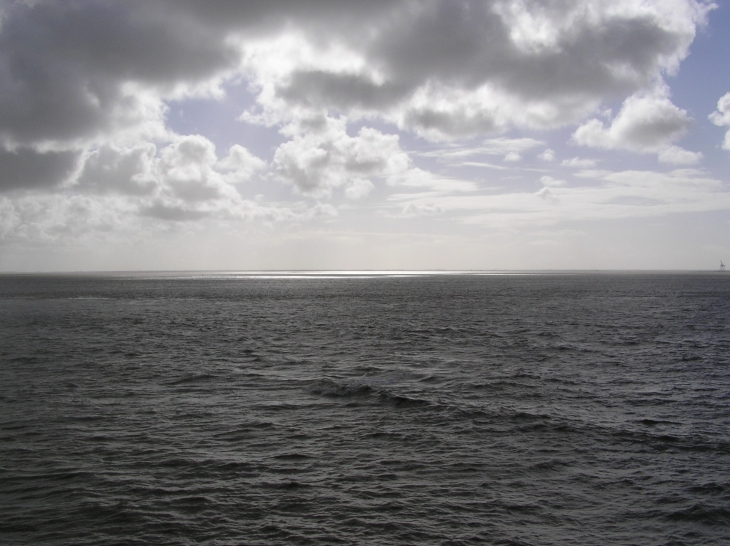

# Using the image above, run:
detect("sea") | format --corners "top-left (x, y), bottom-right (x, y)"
top-left (1, 272), bottom-right (729, 545)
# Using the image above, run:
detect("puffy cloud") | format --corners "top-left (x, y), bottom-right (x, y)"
top-left (156, 135), bottom-right (235, 202)
top-left (709, 92), bottom-right (730, 150)
top-left (77, 144), bottom-right (157, 195)
top-left (272, 116), bottom-right (409, 196)
top-left (538, 149), bottom-right (555, 161)
top-left (72, 135), bottom-right (269, 225)
top-left (0, 2), bottom-right (712, 177)
top-left (77, 135), bottom-right (265, 200)
top-left (238, 0), bottom-right (710, 139)
top-left (572, 92), bottom-right (690, 150)
top-left (571, 89), bottom-right (701, 162)
top-left (345, 178), bottom-right (375, 200)
top-left (217, 145), bottom-right (267, 181)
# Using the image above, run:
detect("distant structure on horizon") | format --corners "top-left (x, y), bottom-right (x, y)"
top-left (721, 261), bottom-right (726, 272)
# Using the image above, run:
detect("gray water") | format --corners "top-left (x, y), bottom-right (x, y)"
top-left (1, 272), bottom-right (729, 545)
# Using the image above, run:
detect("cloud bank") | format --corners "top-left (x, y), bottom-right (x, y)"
top-left (0, 0), bottom-right (717, 243)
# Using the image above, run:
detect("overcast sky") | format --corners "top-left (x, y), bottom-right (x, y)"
top-left (0, 0), bottom-right (728, 271)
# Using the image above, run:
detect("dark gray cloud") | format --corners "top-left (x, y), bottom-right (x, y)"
top-left (0, 0), bottom-right (705, 146)
top-left (0, 148), bottom-right (78, 191)
top-left (255, 0), bottom-right (703, 135)
top-left (0, 0), bottom-right (710, 197)
top-left (0, 0), bottom-right (237, 146)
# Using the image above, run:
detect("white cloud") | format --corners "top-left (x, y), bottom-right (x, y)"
top-left (540, 176), bottom-right (567, 187)
top-left (504, 151), bottom-right (522, 162)
top-left (387, 167), bottom-right (477, 193)
top-left (345, 178), bottom-right (375, 200)
top-left (535, 187), bottom-right (557, 203)
top-left (657, 145), bottom-right (702, 165)
top-left (419, 137), bottom-right (544, 160)
top-left (538, 149), bottom-right (555, 161)
top-left (709, 92), bottom-right (730, 150)
top-left (395, 168), bottom-right (730, 228)
top-left (572, 90), bottom-right (691, 151)
top-left (572, 88), bottom-right (704, 162)
top-left (403, 202), bottom-right (444, 216)
top-left (70, 135), bottom-right (272, 226)
top-left (562, 157), bottom-right (596, 168)
top-left (272, 116), bottom-right (409, 197)
top-left (0, 190), bottom-right (339, 244)
top-left (218, 145), bottom-right (267, 182)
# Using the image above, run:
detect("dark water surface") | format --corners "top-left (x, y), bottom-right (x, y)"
top-left (1, 272), bottom-right (729, 545)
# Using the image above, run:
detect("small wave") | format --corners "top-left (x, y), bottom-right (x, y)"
top-left (273, 453), bottom-right (315, 460)
top-left (306, 378), bottom-right (373, 397)
top-left (306, 378), bottom-right (431, 408)
top-left (376, 391), bottom-right (430, 408)
top-left (169, 373), bottom-right (218, 385)
top-left (665, 503), bottom-right (730, 525)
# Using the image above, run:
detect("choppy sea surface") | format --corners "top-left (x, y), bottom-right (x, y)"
top-left (1, 272), bottom-right (729, 545)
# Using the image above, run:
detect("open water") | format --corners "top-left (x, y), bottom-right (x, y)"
top-left (1, 272), bottom-right (729, 545)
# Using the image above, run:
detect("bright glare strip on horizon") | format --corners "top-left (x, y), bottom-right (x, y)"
top-left (178, 271), bottom-right (532, 279)
top-left (114, 270), bottom-right (548, 280)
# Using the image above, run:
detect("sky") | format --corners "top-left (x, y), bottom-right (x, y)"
top-left (0, 0), bottom-right (729, 271)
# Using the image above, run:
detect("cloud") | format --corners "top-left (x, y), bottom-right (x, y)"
top-left (0, 1), bottom-right (237, 150)
top-left (540, 176), bottom-right (567, 187)
top-left (0, 190), bottom-right (337, 243)
top-left (272, 116), bottom-right (409, 196)
top-left (345, 178), bottom-right (374, 200)
top-left (139, 203), bottom-right (210, 222)
top-left (561, 157), bottom-right (596, 168)
top-left (0, 148), bottom-right (79, 192)
top-left (0, 2), bottom-right (712, 173)
top-left (247, 0), bottom-right (708, 139)
top-left (572, 91), bottom-right (690, 151)
top-left (77, 135), bottom-right (265, 201)
top-left (403, 202), bottom-right (444, 216)
top-left (709, 92), bottom-right (730, 150)
top-left (217, 145), bottom-right (267, 181)
top-left (396, 168), bottom-right (730, 227)
top-left (538, 149), bottom-right (555, 161)
top-left (77, 144), bottom-right (158, 195)
top-left (571, 89), bottom-right (702, 162)
top-left (656, 145), bottom-right (702, 165)
top-left (0, 0), bottom-right (719, 245)
top-left (536, 186), bottom-right (558, 203)
top-left (419, 137), bottom-right (544, 160)
top-left (67, 135), bottom-right (271, 228)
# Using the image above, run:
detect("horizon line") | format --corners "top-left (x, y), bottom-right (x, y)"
top-left (0, 268), bottom-right (727, 276)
